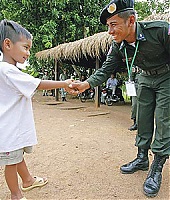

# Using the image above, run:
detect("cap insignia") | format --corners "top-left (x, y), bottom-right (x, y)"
top-left (107, 3), bottom-right (117, 14)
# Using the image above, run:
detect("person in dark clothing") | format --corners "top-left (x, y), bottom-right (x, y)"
top-left (70, 0), bottom-right (170, 197)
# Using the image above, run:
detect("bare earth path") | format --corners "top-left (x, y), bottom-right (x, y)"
top-left (0, 92), bottom-right (169, 200)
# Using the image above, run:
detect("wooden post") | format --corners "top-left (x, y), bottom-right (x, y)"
top-left (54, 59), bottom-right (59, 101)
top-left (95, 58), bottom-right (100, 108)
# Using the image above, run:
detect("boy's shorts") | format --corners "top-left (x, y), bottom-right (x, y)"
top-left (0, 146), bottom-right (33, 166)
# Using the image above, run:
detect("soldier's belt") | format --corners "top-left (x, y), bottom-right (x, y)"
top-left (142, 64), bottom-right (170, 75)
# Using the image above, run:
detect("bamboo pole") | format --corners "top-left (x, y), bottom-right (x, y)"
top-left (54, 59), bottom-right (59, 101)
top-left (95, 58), bottom-right (100, 108)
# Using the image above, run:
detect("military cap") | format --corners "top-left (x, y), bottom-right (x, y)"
top-left (100, 0), bottom-right (134, 25)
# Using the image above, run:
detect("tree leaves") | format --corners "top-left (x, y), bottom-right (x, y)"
top-left (0, 0), bottom-right (167, 75)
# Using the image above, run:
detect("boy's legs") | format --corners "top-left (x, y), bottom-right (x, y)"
top-left (5, 164), bottom-right (23, 200)
top-left (17, 158), bottom-right (35, 189)
top-left (4, 158), bottom-right (35, 199)
top-left (17, 158), bottom-right (48, 189)
top-left (2, 147), bottom-right (47, 200)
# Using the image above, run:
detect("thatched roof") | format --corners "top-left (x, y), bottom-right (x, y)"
top-left (36, 32), bottom-right (113, 68)
top-left (144, 13), bottom-right (169, 22)
top-left (35, 13), bottom-right (169, 68)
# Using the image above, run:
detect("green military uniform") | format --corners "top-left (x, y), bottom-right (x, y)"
top-left (94, 0), bottom-right (170, 197)
top-left (87, 21), bottom-right (170, 156)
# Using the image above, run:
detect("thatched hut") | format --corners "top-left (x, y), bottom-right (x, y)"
top-left (36, 31), bottom-right (113, 68)
top-left (36, 32), bottom-right (113, 105)
top-left (144, 13), bottom-right (169, 22)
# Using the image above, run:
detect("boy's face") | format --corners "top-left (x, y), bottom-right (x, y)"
top-left (3, 35), bottom-right (32, 66)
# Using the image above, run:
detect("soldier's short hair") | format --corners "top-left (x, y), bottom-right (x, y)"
top-left (118, 10), bottom-right (136, 21)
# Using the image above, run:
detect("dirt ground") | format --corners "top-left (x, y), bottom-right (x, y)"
top-left (0, 92), bottom-right (169, 200)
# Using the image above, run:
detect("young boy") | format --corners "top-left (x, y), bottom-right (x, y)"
top-left (0, 19), bottom-right (73, 200)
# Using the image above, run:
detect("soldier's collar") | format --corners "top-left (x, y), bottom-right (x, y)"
top-left (119, 22), bottom-right (146, 50)
top-left (136, 22), bottom-right (146, 41)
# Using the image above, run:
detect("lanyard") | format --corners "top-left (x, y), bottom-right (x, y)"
top-left (124, 41), bottom-right (139, 81)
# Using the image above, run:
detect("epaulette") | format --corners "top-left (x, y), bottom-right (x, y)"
top-left (139, 21), bottom-right (168, 29)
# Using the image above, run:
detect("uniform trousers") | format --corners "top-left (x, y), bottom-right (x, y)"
top-left (131, 96), bottom-right (137, 119)
top-left (135, 70), bottom-right (170, 156)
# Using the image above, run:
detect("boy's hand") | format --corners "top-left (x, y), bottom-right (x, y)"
top-left (69, 80), bottom-right (90, 95)
top-left (64, 79), bottom-right (78, 95)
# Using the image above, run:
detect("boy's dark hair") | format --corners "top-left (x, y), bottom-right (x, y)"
top-left (0, 19), bottom-right (32, 52)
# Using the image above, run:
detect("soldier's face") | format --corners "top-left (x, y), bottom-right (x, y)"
top-left (106, 14), bottom-right (134, 43)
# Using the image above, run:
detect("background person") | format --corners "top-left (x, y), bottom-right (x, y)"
top-left (42, 71), bottom-right (49, 96)
top-left (106, 73), bottom-right (118, 97)
top-left (59, 69), bottom-right (68, 101)
top-left (70, 0), bottom-right (170, 197)
top-left (101, 73), bottom-right (119, 104)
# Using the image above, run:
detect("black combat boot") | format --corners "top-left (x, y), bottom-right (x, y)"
top-left (143, 154), bottom-right (169, 197)
top-left (120, 148), bottom-right (149, 174)
top-left (128, 118), bottom-right (137, 131)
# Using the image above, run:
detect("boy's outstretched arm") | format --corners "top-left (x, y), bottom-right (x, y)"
top-left (37, 79), bottom-right (74, 94)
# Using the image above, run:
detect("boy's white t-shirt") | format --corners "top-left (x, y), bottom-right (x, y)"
top-left (0, 62), bottom-right (41, 152)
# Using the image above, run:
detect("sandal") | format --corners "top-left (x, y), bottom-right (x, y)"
top-left (21, 176), bottom-right (48, 192)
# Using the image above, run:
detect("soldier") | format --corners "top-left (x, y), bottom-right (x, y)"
top-left (70, 0), bottom-right (170, 197)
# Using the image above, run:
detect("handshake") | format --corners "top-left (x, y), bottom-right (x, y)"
top-left (64, 79), bottom-right (90, 95)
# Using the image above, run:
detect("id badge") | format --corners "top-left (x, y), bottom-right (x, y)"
top-left (125, 81), bottom-right (136, 96)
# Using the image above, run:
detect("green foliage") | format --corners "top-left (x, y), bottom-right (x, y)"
top-left (0, 0), bottom-right (167, 76)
